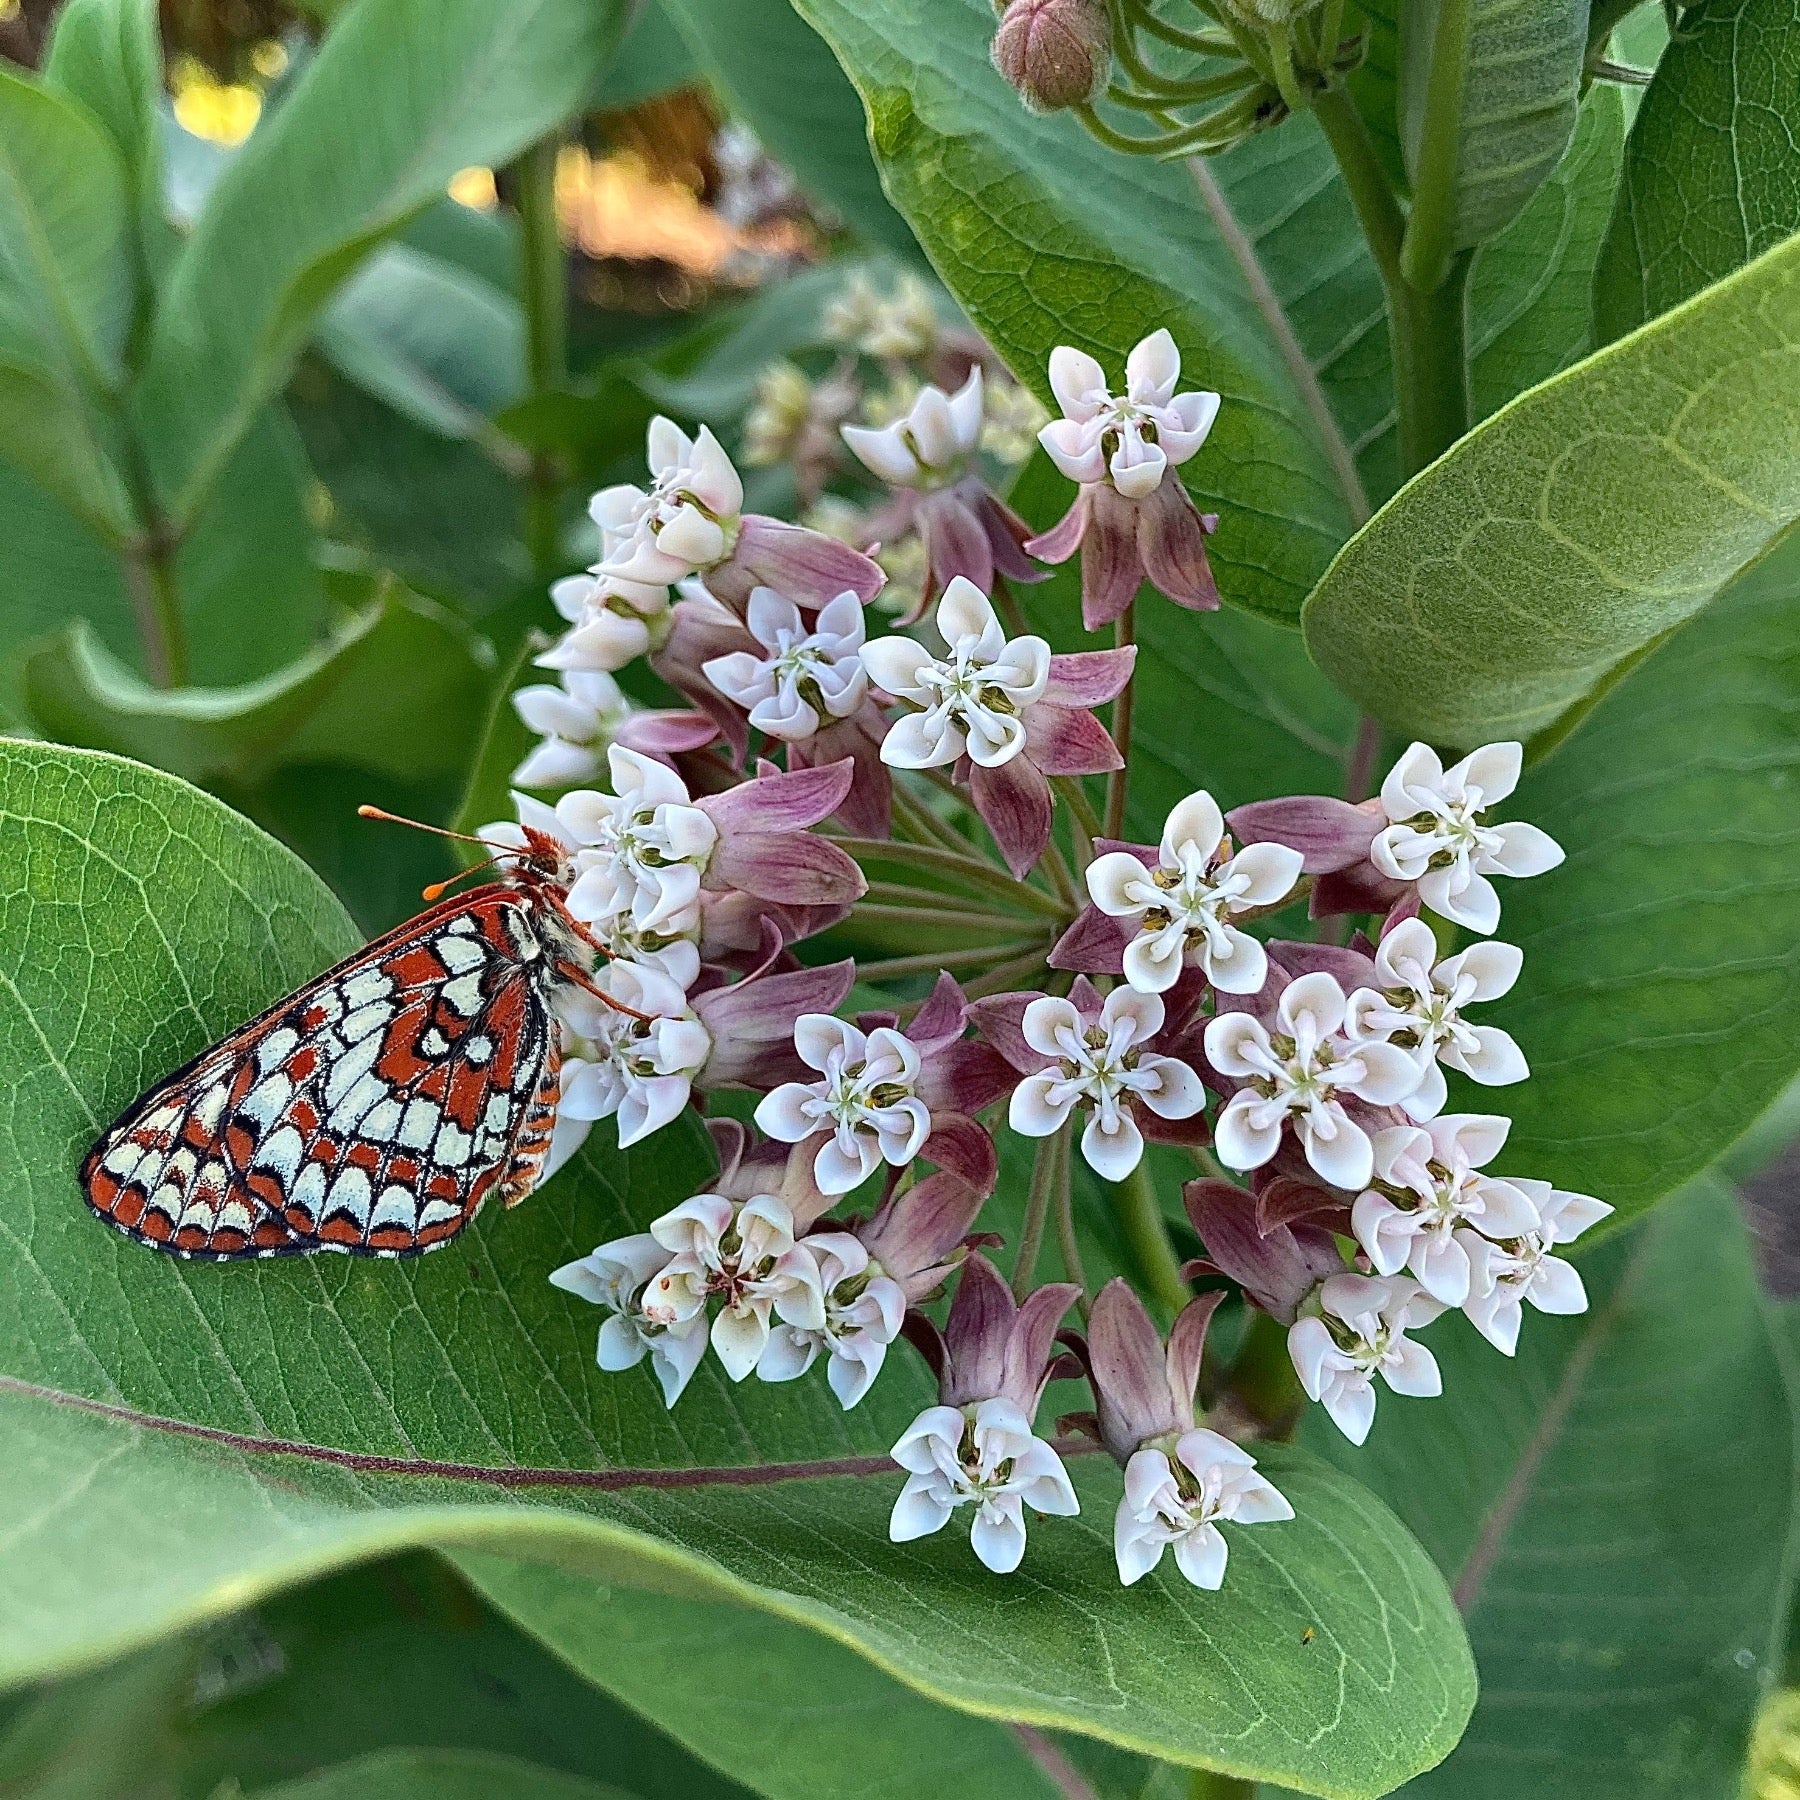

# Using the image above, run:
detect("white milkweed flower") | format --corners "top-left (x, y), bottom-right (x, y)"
top-left (536, 570), bottom-right (671, 674)
top-left (548, 1234), bottom-right (710, 1409)
top-left (1115, 1428), bottom-right (1294, 1589)
top-left (1345, 917), bottom-right (1528, 1121)
top-left (702, 588), bottom-right (870, 742)
top-left (511, 670), bottom-right (633, 790)
top-left (1086, 789), bottom-right (1303, 995)
top-left (640, 1193), bottom-right (827, 1382)
top-left (842, 368), bottom-right (984, 489)
top-left (557, 746), bottom-right (719, 938)
top-left (556, 963), bottom-right (712, 1150)
top-left (1458, 1180), bottom-right (1613, 1355)
top-left (1008, 986), bottom-right (1207, 1181)
top-left (1038, 329), bottom-right (1221, 501)
top-left (1351, 1115), bottom-right (1544, 1308)
top-left (1205, 972), bottom-right (1422, 1191)
top-left (861, 576), bottom-right (1050, 770)
top-left (757, 1230), bottom-right (908, 1409)
top-left (888, 1397), bottom-right (1080, 1574)
top-left (592, 417), bottom-right (745, 586)
top-left (755, 1015), bottom-right (932, 1196)
top-left (1287, 1273), bottom-right (1444, 1446)
top-left (1371, 741), bottom-right (1564, 934)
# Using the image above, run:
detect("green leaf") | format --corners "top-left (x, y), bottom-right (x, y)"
top-left (1397, 0), bottom-right (1586, 285)
top-left (1594, 0), bottom-right (1800, 340)
top-left (0, 70), bottom-right (133, 535)
top-left (1308, 1177), bottom-right (1798, 1797)
top-left (1302, 231), bottom-right (1800, 745)
top-left (0, 743), bottom-right (1474, 1798)
top-left (315, 243), bottom-right (527, 445)
top-left (19, 585), bottom-right (492, 789)
top-left (790, 0), bottom-right (1363, 625)
top-left (1468, 83), bottom-right (1628, 416)
top-left (595, 0), bottom-right (702, 110)
top-left (131, 0), bottom-right (631, 527)
top-left (459, 1555), bottom-right (1111, 1800)
top-left (1471, 528), bottom-right (1800, 1224)
top-left (655, 0), bottom-right (922, 265)
top-left (251, 1750), bottom-right (638, 1800)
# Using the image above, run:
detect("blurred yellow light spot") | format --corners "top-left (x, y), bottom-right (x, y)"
top-left (553, 144), bottom-right (739, 274)
top-left (249, 39), bottom-right (289, 80)
top-left (0, 0), bottom-right (20, 22)
top-left (447, 166), bottom-right (499, 211)
top-left (170, 58), bottom-right (261, 147)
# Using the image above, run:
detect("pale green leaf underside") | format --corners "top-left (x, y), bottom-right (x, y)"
top-left (1302, 229), bottom-right (1800, 744)
top-left (1311, 1178), bottom-right (1797, 1796)
top-left (0, 742), bottom-right (1472, 1797)
top-left (252, 1749), bottom-right (637, 1800)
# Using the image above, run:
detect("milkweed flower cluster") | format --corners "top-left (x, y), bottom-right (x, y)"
top-left (507, 305), bottom-right (1607, 1591)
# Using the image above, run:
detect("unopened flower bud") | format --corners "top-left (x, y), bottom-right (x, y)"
top-left (991, 0), bottom-right (1111, 113)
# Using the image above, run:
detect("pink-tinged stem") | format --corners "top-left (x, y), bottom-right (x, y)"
top-left (1013, 1126), bottom-right (1067, 1299)
top-left (1104, 601), bottom-right (1137, 840)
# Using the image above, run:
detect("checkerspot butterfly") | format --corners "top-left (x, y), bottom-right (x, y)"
top-left (81, 815), bottom-right (629, 1261)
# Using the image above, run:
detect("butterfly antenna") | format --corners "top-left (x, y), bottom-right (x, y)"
top-left (357, 804), bottom-right (492, 848)
top-left (420, 855), bottom-right (508, 902)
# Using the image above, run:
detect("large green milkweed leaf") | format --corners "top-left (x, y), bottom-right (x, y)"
top-left (1302, 231), bottom-right (1800, 745)
top-left (0, 742), bottom-right (1474, 1798)
top-left (131, 0), bottom-right (630, 528)
top-left (0, 70), bottom-right (133, 535)
top-left (252, 1751), bottom-right (638, 1800)
top-left (1397, 0), bottom-right (1586, 280)
top-left (1309, 1178), bottom-right (1798, 1797)
top-left (1595, 0), bottom-right (1800, 340)
top-left (1472, 528), bottom-right (1800, 1225)
top-left (790, 0), bottom-right (1362, 625)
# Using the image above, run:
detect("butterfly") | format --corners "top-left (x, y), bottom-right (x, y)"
top-left (81, 812), bottom-right (634, 1261)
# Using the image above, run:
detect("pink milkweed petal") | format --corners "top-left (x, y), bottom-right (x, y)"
top-left (969, 754), bottom-right (1054, 879)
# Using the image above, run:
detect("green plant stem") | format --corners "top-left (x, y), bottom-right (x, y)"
top-left (1222, 1308), bottom-right (1305, 1440)
top-left (1111, 1161), bottom-right (1190, 1317)
top-left (1398, 0), bottom-right (1472, 293)
top-left (1344, 711), bottom-right (1381, 800)
top-left (960, 943), bottom-right (1064, 1000)
top-left (855, 941), bottom-right (1041, 981)
top-left (1313, 86), bottom-right (1472, 475)
top-left (1013, 1129), bottom-right (1066, 1298)
top-left (1128, 0), bottom-right (1236, 56)
top-left (1107, 65), bottom-right (1259, 108)
top-left (853, 902), bottom-right (1039, 935)
top-left (1390, 256), bottom-right (1473, 476)
top-left (1053, 1140), bottom-right (1089, 1318)
top-left (122, 530), bottom-right (188, 688)
top-left (1052, 777), bottom-right (1101, 867)
top-left (835, 838), bottom-right (1069, 915)
top-left (1105, 601), bottom-right (1137, 839)
top-left (890, 780), bottom-right (976, 856)
top-left (1039, 833), bottom-right (1083, 911)
top-left (517, 134), bottom-right (568, 581)
top-left (863, 879), bottom-right (1026, 919)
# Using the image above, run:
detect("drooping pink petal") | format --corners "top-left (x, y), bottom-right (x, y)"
top-left (941, 1253), bottom-right (1016, 1405)
top-left (921, 1111), bottom-right (998, 1195)
top-left (695, 959), bottom-right (857, 1088)
top-left (1226, 795), bottom-right (1382, 873)
top-left (907, 971), bottom-right (970, 1051)
top-left (701, 759), bottom-right (855, 835)
top-left (1089, 1276), bottom-right (1184, 1461)
top-left (1081, 483), bottom-right (1148, 629)
top-left (1023, 489), bottom-right (1090, 566)
top-left (1024, 702), bottom-right (1122, 776)
top-left (715, 513), bottom-right (885, 609)
top-left (1165, 1290), bottom-right (1225, 1421)
top-left (966, 991), bottom-right (1046, 1074)
top-left (976, 485), bottom-right (1049, 584)
top-left (1181, 1179), bottom-right (1343, 1322)
top-left (1043, 646), bottom-right (1136, 707)
top-left (1136, 476), bottom-right (1220, 611)
top-left (1254, 1171), bottom-right (1349, 1237)
top-left (616, 710), bottom-right (722, 758)
top-left (1266, 939), bottom-right (1377, 989)
top-left (918, 486), bottom-right (995, 600)
top-left (1048, 904), bottom-right (1129, 974)
top-left (859, 1170), bottom-right (987, 1299)
top-left (707, 829), bottom-right (867, 907)
top-left (1137, 1106), bottom-right (1212, 1149)
top-left (1311, 862), bottom-right (1408, 920)
top-left (793, 711), bottom-right (891, 839)
top-left (1002, 1280), bottom-right (1083, 1414)
top-left (969, 753), bottom-right (1053, 879)
top-left (921, 1038), bottom-right (1020, 1115)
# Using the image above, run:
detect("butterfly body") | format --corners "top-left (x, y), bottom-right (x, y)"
top-left (82, 842), bottom-right (597, 1262)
